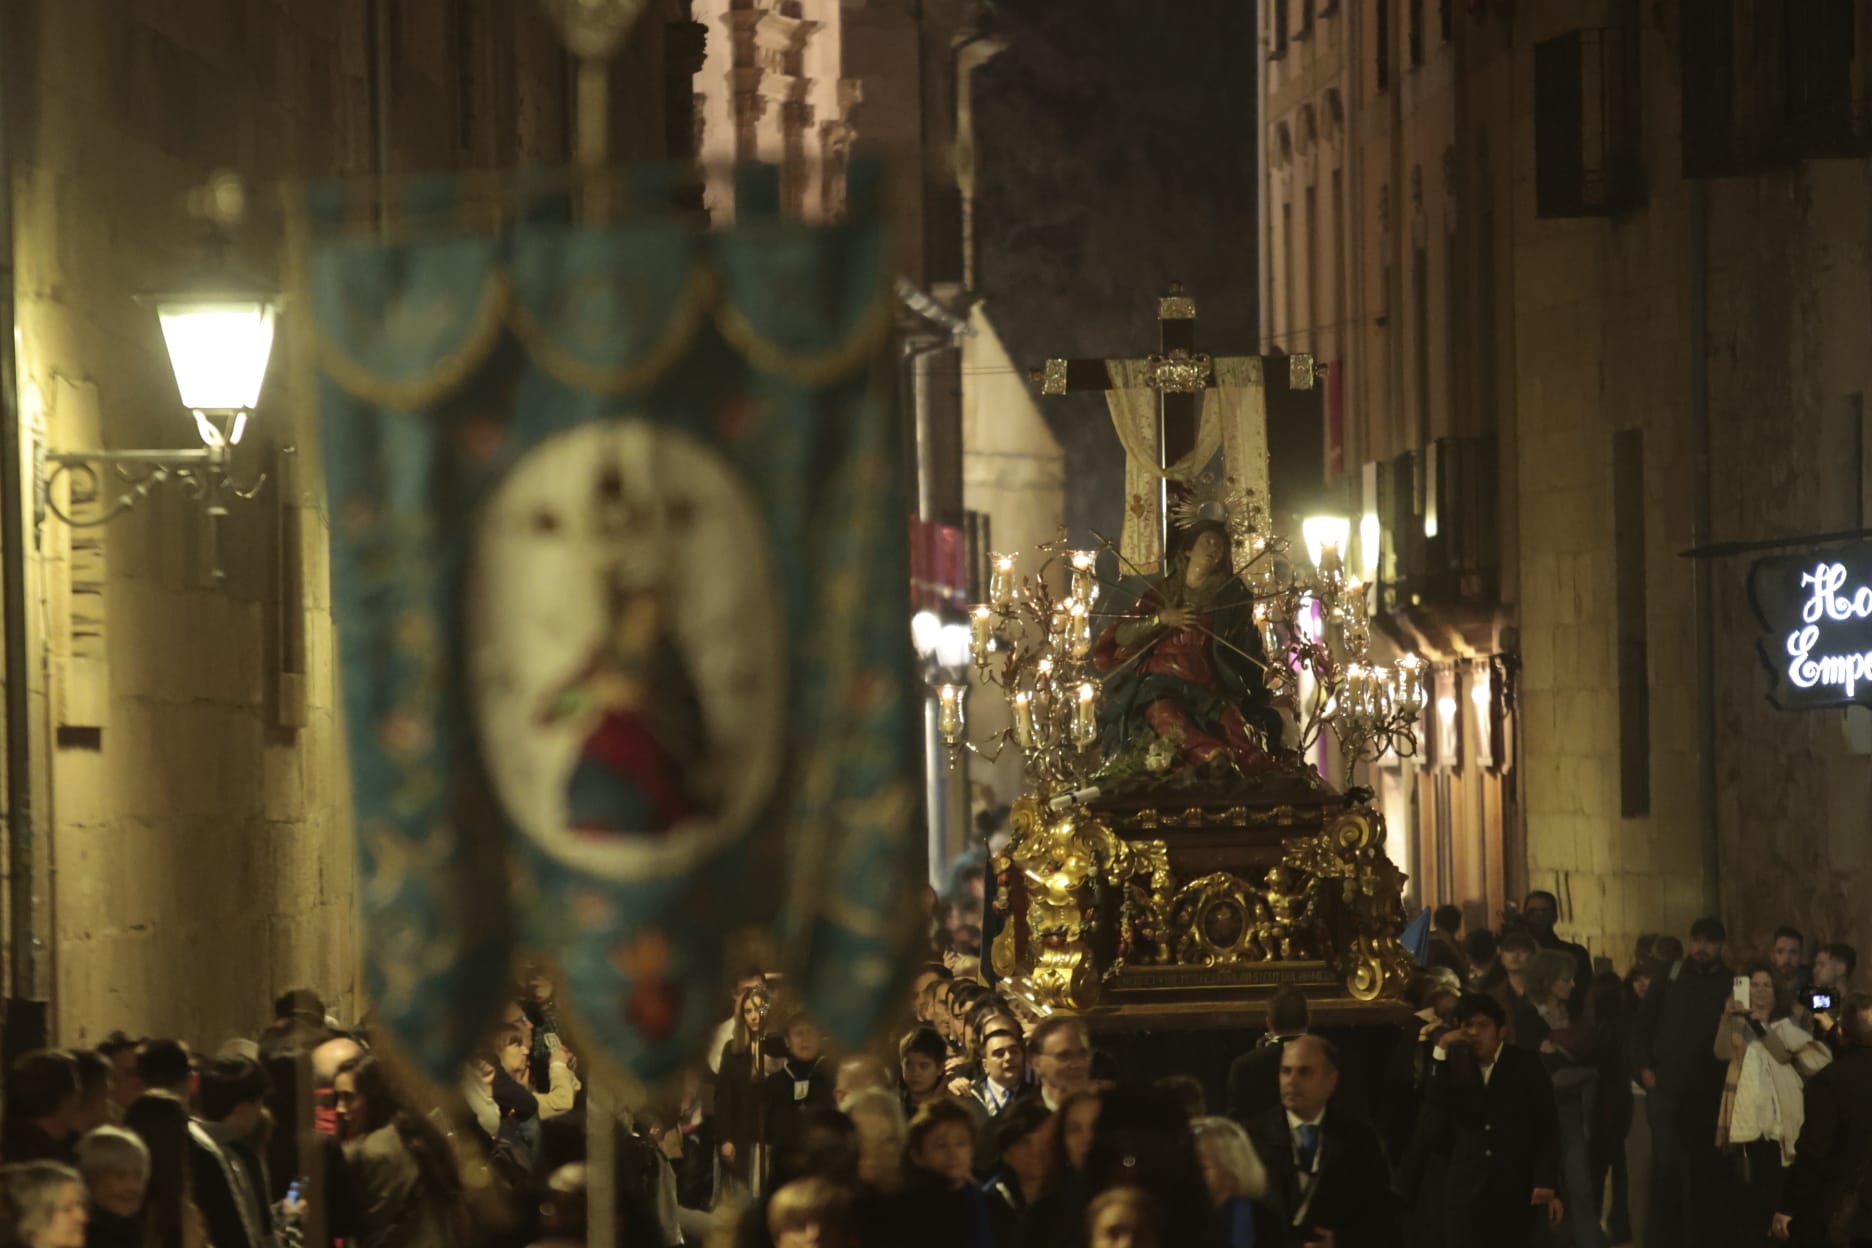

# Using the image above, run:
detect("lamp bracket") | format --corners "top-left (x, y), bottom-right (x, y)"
top-left (37, 442), bottom-right (258, 582)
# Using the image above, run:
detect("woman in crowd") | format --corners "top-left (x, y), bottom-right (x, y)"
top-left (1529, 950), bottom-right (1600, 1248)
top-left (1056, 1091), bottom-right (1100, 1181)
top-left (981, 1100), bottom-right (1055, 1248)
top-left (714, 981), bottom-right (774, 1187)
top-left (334, 1055), bottom-right (466, 1248)
top-left (1191, 1118), bottom-right (1263, 1248)
top-left (1022, 1090), bottom-right (1100, 1248)
top-left (0, 1161), bottom-right (87, 1248)
top-left (121, 1094), bottom-right (206, 1248)
top-left (71, 1128), bottom-right (144, 1248)
top-left (1714, 961), bottom-right (1827, 1247)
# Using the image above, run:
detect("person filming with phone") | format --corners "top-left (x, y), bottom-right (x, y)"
top-left (1773, 992), bottom-right (1872, 1245)
top-left (1805, 945), bottom-right (1859, 1055)
top-left (1715, 964), bottom-right (1831, 1244)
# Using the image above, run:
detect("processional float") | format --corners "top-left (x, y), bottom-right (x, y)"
top-left (940, 288), bottom-right (1422, 1027)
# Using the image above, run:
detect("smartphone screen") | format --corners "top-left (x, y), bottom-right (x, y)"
top-left (1733, 976), bottom-right (1751, 1007)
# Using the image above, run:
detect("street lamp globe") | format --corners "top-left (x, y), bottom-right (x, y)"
top-left (1301, 514), bottom-right (1352, 572)
top-left (146, 270), bottom-right (280, 443)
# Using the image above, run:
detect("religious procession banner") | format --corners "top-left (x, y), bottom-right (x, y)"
top-left (301, 165), bottom-right (923, 1087)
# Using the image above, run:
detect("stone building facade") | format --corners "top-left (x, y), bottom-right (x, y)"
top-left (1261, 0), bottom-right (1872, 966)
top-left (0, 0), bottom-right (694, 1050)
top-left (1260, 0), bottom-right (1523, 937)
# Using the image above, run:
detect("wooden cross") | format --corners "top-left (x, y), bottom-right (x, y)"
top-left (1033, 283), bottom-right (1315, 556)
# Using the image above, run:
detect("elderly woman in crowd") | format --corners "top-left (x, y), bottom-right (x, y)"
top-left (1715, 960), bottom-right (1829, 1246)
top-left (0, 1161), bottom-right (88, 1248)
top-left (71, 1129), bottom-right (145, 1248)
top-left (1192, 1117), bottom-right (1266, 1248)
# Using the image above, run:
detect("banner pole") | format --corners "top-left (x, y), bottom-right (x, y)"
top-left (587, 1081), bottom-right (616, 1248)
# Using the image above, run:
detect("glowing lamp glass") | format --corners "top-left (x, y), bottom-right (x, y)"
top-left (1302, 515), bottom-right (1352, 571)
top-left (910, 610), bottom-right (942, 658)
top-left (157, 299), bottom-right (276, 414)
top-left (935, 623), bottom-right (973, 670)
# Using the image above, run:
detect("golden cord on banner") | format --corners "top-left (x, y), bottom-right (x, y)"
top-left (309, 261), bottom-right (894, 404)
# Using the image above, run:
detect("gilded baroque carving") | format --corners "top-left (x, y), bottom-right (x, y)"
top-left (995, 796), bottom-right (1412, 1008)
top-left (1040, 358), bottom-right (1069, 396)
top-left (1277, 810), bottom-right (1415, 1000)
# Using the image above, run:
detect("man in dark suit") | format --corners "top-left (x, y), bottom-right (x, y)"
top-left (1418, 992), bottom-right (1562, 1248)
top-left (1228, 986), bottom-right (1310, 1127)
top-left (970, 1026), bottom-right (1036, 1177)
top-left (1774, 991), bottom-right (1872, 1247)
top-left (1245, 1034), bottom-right (1397, 1247)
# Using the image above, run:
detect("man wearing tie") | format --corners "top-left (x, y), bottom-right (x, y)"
top-left (1246, 1034), bottom-right (1398, 1247)
top-left (1418, 992), bottom-right (1564, 1247)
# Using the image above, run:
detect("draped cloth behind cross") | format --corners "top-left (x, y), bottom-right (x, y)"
top-left (1092, 519), bottom-right (1284, 776)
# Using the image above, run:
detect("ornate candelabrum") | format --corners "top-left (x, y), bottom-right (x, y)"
top-left (939, 490), bottom-right (1427, 781)
top-left (1281, 526), bottom-right (1429, 767)
top-left (937, 541), bottom-right (1109, 804)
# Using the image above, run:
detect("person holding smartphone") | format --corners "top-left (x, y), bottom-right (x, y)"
top-left (1713, 964), bottom-right (1830, 1246)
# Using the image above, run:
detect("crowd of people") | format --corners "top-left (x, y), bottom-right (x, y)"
top-left (0, 872), bottom-right (1868, 1248)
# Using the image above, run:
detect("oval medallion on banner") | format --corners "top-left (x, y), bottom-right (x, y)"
top-left (468, 420), bottom-right (787, 882)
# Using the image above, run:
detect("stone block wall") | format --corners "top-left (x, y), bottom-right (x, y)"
top-left (1510, 3), bottom-right (1872, 968)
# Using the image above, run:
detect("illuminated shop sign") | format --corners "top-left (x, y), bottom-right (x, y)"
top-left (1752, 545), bottom-right (1872, 710)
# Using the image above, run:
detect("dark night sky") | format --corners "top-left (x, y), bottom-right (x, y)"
top-left (972, 0), bottom-right (1262, 550)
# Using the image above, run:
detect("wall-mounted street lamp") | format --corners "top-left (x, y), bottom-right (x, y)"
top-left (39, 264), bottom-right (279, 582)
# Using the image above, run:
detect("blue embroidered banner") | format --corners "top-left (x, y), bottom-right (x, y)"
top-left (304, 167), bottom-right (922, 1086)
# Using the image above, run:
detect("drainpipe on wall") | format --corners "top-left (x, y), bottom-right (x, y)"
top-left (1690, 183), bottom-right (1719, 914)
top-left (902, 282), bottom-right (972, 886)
top-left (0, 9), bottom-right (48, 1056)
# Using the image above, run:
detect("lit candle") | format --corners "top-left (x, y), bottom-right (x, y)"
top-left (1067, 600), bottom-right (1091, 658)
top-left (937, 684), bottom-right (966, 743)
top-left (1069, 550), bottom-right (1098, 604)
top-left (1394, 655), bottom-right (1425, 715)
top-left (969, 604), bottom-right (994, 661)
top-left (989, 553), bottom-right (1017, 607)
top-left (1012, 691), bottom-right (1036, 748)
top-left (1073, 681), bottom-right (1099, 746)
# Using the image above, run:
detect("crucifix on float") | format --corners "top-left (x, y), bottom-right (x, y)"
top-left (1033, 282), bottom-right (1316, 573)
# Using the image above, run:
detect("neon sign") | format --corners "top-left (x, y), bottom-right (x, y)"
top-left (1752, 548), bottom-right (1872, 710)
